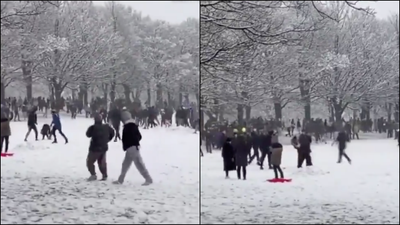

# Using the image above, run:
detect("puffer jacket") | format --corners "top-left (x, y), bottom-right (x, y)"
top-left (1, 116), bottom-right (12, 136)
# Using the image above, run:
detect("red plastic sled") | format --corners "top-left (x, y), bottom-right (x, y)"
top-left (267, 178), bottom-right (292, 183)
top-left (1, 153), bottom-right (14, 157)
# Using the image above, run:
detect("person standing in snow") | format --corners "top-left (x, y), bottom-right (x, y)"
top-left (1, 113), bottom-right (13, 153)
top-left (107, 105), bottom-right (122, 142)
top-left (222, 138), bottom-right (235, 178)
top-left (234, 128), bottom-right (249, 180)
top-left (86, 113), bottom-right (115, 181)
top-left (50, 109), bottom-right (68, 144)
top-left (270, 142), bottom-right (284, 179)
top-left (297, 129), bottom-right (313, 168)
top-left (113, 110), bottom-right (153, 186)
top-left (335, 129), bottom-right (351, 164)
top-left (24, 107), bottom-right (38, 141)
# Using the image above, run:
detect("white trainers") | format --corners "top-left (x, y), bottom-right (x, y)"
top-left (87, 175), bottom-right (97, 181)
top-left (142, 180), bottom-right (153, 186)
top-left (112, 180), bottom-right (122, 184)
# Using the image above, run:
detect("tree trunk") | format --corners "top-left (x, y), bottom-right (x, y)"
top-left (102, 83), bottom-right (108, 107)
top-left (1, 82), bottom-right (5, 102)
top-left (333, 102), bottom-right (345, 122)
top-left (386, 102), bottom-right (392, 121)
top-left (110, 81), bottom-right (116, 103)
top-left (218, 106), bottom-right (224, 121)
top-left (245, 105), bottom-right (251, 121)
top-left (212, 98), bottom-right (219, 119)
top-left (53, 83), bottom-right (63, 111)
top-left (156, 84), bottom-right (162, 102)
top-left (395, 103), bottom-right (399, 122)
top-left (274, 103), bottom-right (282, 120)
top-left (237, 104), bottom-right (244, 125)
top-left (22, 60), bottom-right (33, 101)
top-left (360, 100), bottom-right (371, 120)
top-left (122, 84), bottom-right (131, 104)
top-left (299, 79), bottom-right (311, 121)
top-left (146, 85), bottom-right (151, 106)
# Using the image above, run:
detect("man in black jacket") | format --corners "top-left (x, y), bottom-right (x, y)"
top-left (86, 113), bottom-right (115, 181)
top-left (24, 107), bottom-right (38, 141)
top-left (113, 110), bottom-right (153, 186)
top-left (107, 105), bottom-right (122, 142)
top-left (297, 130), bottom-right (313, 168)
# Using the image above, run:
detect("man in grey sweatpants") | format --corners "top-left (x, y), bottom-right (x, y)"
top-left (113, 110), bottom-right (153, 186)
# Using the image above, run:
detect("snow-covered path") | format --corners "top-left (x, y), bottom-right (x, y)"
top-left (1, 117), bottom-right (200, 224)
top-left (201, 139), bottom-right (399, 224)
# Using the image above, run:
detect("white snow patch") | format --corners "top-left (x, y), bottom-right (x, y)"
top-left (1, 117), bottom-right (199, 224)
top-left (201, 140), bottom-right (399, 224)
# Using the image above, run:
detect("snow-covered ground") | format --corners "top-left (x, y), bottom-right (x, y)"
top-left (201, 139), bottom-right (399, 224)
top-left (1, 116), bottom-right (200, 224)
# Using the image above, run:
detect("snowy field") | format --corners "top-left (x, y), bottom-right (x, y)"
top-left (201, 139), bottom-right (399, 224)
top-left (1, 117), bottom-right (200, 224)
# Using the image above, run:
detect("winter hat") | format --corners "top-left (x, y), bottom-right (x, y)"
top-left (121, 110), bottom-right (132, 123)
top-left (93, 113), bottom-right (102, 124)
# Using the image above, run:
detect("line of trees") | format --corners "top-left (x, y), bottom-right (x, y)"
top-left (200, 1), bottom-right (399, 124)
top-left (1, 1), bottom-right (199, 109)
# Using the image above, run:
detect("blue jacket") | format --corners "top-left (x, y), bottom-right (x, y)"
top-left (51, 114), bottom-right (62, 129)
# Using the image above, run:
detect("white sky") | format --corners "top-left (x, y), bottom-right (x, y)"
top-left (94, 1), bottom-right (199, 24)
top-left (355, 1), bottom-right (399, 19)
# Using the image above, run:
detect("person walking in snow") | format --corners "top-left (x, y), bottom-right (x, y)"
top-left (86, 113), bottom-right (115, 181)
top-left (113, 110), bottom-right (153, 186)
top-left (24, 107), bottom-right (38, 141)
top-left (50, 109), bottom-right (68, 144)
top-left (335, 129), bottom-right (351, 164)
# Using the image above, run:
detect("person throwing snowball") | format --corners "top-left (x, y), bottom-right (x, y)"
top-left (113, 109), bottom-right (153, 186)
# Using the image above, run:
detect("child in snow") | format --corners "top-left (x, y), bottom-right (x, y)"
top-left (270, 142), bottom-right (284, 179)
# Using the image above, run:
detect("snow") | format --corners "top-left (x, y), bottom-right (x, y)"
top-left (1, 117), bottom-right (199, 224)
top-left (201, 139), bottom-right (399, 224)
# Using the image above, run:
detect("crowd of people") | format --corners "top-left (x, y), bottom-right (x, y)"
top-left (1, 94), bottom-right (200, 185)
top-left (201, 116), bottom-right (399, 180)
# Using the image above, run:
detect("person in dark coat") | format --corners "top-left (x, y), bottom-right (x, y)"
top-left (234, 128), bottom-right (249, 180)
top-left (248, 129), bottom-right (260, 164)
top-left (222, 138), bottom-right (235, 178)
top-left (86, 113), bottom-right (115, 181)
top-left (1, 113), bottom-right (13, 153)
top-left (24, 107), bottom-right (38, 141)
top-left (297, 130), bottom-right (313, 168)
top-left (336, 129), bottom-right (351, 164)
top-left (258, 130), bottom-right (272, 170)
top-left (108, 106), bottom-right (122, 142)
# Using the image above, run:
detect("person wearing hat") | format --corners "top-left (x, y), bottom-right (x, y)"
top-left (86, 113), bottom-right (115, 181)
top-left (222, 137), bottom-right (235, 178)
top-left (113, 110), bottom-right (153, 186)
top-left (50, 109), bottom-right (68, 144)
top-left (233, 127), bottom-right (249, 180)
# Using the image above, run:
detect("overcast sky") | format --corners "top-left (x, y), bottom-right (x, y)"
top-left (94, 1), bottom-right (199, 24)
top-left (355, 1), bottom-right (399, 19)
top-left (93, 1), bottom-right (397, 22)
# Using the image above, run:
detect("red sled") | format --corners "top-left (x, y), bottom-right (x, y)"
top-left (267, 178), bottom-right (292, 183)
top-left (1, 153), bottom-right (14, 157)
